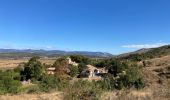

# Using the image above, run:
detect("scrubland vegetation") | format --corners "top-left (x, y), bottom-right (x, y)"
top-left (0, 55), bottom-right (145, 99)
top-left (119, 45), bottom-right (170, 61)
top-left (1, 45), bottom-right (170, 99)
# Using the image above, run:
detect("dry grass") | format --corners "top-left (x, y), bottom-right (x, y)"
top-left (0, 58), bottom-right (56, 69)
top-left (39, 58), bottom-right (57, 65)
top-left (1, 56), bottom-right (170, 100)
top-left (100, 55), bottom-right (170, 100)
top-left (0, 92), bottom-right (63, 100)
top-left (0, 59), bottom-right (28, 69)
top-left (101, 89), bottom-right (153, 100)
top-left (148, 55), bottom-right (170, 67)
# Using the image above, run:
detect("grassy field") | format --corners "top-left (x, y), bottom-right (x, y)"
top-left (0, 58), bottom-right (56, 69)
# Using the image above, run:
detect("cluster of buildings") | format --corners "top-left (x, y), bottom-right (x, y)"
top-left (46, 57), bottom-right (78, 75)
top-left (46, 57), bottom-right (107, 79)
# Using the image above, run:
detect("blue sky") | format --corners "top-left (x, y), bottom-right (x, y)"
top-left (0, 0), bottom-right (170, 54)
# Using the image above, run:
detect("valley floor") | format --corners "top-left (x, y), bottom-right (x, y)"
top-left (0, 56), bottom-right (170, 100)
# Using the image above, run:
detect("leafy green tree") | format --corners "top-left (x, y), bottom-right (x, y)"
top-left (21, 57), bottom-right (44, 81)
top-left (53, 57), bottom-right (70, 76)
top-left (70, 55), bottom-right (89, 64)
top-left (78, 63), bottom-right (87, 73)
top-left (95, 60), bottom-right (107, 68)
top-left (69, 65), bottom-right (79, 77)
top-left (107, 60), bottom-right (128, 76)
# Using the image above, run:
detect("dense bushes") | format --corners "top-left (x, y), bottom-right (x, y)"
top-left (70, 55), bottom-right (90, 64)
top-left (102, 65), bottom-right (145, 90)
top-left (69, 65), bottom-right (79, 77)
top-left (39, 74), bottom-right (63, 92)
top-left (107, 60), bottom-right (128, 76)
top-left (117, 66), bottom-right (145, 89)
top-left (64, 80), bottom-right (103, 100)
top-left (0, 70), bottom-right (21, 94)
top-left (0, 57), bottom-right (46, 94)
top-left (101, 74), bottom-right (116, 90)
top-left (95, 60), bottom-right (108, 68)
top-left (93, 59), bottom-right (145, 90)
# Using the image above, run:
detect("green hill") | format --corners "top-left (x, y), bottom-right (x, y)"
top-left (117, 45), bottom-right (170, 61)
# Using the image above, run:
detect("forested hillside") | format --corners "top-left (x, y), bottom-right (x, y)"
top-left (117, 45), bottom-right (170, 61)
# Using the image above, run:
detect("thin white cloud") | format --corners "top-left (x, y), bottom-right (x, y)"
top-left (45, 46), bottom-right (53, 49)
top-left (121, 43), bottom-right (169, 49)
top-left (44, 46), bottom-right (57, 50)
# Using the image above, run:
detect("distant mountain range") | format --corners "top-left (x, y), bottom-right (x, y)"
top-left (1, 45), bottom-right (169, 59)
top-left (0, 49), bottom-right (113, 58)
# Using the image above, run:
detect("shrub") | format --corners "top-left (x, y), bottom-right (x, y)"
top-left (26, 85), bottom-right (40, 94)
top-left (39, 74), bottom-right (61, 92)
top-left (78, 63), bottom-right (87, 73)
top-left (18, 84), bottom-right (39, 94)
top-left (69, 65), bottom-right (79, 77)
top-left (107, 60), bottom-right (128, 76)
top-left (102, 74), bottom-right (116, 91)
top-left (0, 70), bottom-right (21, 94)
top-left (100, 63), bottom-right (145, 90)
top-left (64, 80), bottom-right (102, 100)
top-left (117, 65), bottom-right (145, 89)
